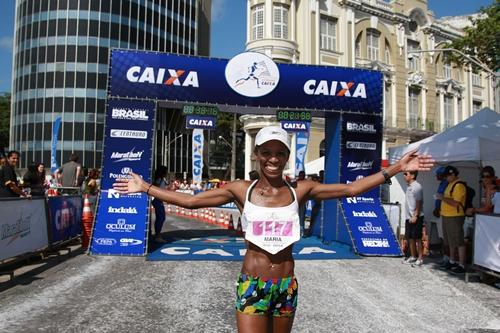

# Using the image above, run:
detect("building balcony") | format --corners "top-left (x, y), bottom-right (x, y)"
top-left (246, 38), bottom-right (299, 63)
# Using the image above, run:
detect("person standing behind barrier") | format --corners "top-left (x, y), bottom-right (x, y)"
top-left (467, 166), bottom-right (498, 216)
top-left (0, 151), bottom-right (30, 198)
top-left (402, 171), bottom-right (425, 266)
top-left (55, 153), bottom-right (81, 187)
top-left (113, 126), bottom-right (434, 333)
top-left (437, 166), bottom-right (467, 274)
top-left (151, 166), bottom-right (168, 243)
top-left (0, 155), bottom-right (6, 169)
top-left (23, 162), bottom-right (46, 196)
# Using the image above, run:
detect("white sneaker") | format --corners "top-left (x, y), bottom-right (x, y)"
top-left (412, 259), bottom-right (424, 267)
top-left (403, 257), bottom-right (417, 264)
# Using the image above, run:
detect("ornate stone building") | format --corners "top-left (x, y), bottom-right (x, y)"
top-left (241, 0), bottom-right (494, 175)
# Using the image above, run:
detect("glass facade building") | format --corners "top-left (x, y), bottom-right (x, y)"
top-left (11, 0), bottom-right (211, 168)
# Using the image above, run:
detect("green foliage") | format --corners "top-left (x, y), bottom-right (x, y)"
top-left (0, 93), bottom-right (10, 151)
top-left (448, 0), bottom-right (500, 72)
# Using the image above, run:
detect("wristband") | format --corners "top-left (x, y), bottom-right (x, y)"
top-left (381, 169), bottom-right (392, 185)
top-left (146, 184), bottom-right (153, 195)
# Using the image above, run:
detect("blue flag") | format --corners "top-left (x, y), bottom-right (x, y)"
top-left (50, 117), bottom-right (62, 174)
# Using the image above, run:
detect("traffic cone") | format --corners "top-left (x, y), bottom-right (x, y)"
top-left (227, 214), bottom-right (235, 231)
top-left (236, 217), bottom-right (244, 237)
top-left (81, 194), bottom-right (94, 249)
top-left (223, 213), bottom-right (230, 229)
top-left (218, 211), bottom-right (225, 227)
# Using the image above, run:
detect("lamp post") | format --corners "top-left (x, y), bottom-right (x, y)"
top-left (218, 135), bottom-right (236, 181)
top-left (407, 48), bottom-right (498, 111)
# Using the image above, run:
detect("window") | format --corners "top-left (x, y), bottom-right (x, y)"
top-left (473, 101), bottom-right (482, 113)
top-left (273, 5), bottom-right (288, 39)
top-left (443, 53), bottom-right (452, 79)
top-left (366, 29), bottom-right (379, 61)
top-left (355, 34), bottom-right (361, 58)
top-left (320, 16), bottom-right (337, 51)
top-left (444, 95), bottom-right (453, 129)
top-left (408, 88), bottom-right (419, 128)
top-left (384, 40), bottom-right (391, 64)
top-left (407, 40), bottom-right (420, 72)
top-left (457, 98), bottom-right (462, 122)
top-left (252, 5), bottom-right (264, 40)
top-left (472, 72), bottom-right (481, 86)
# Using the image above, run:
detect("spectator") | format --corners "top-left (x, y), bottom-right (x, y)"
top-left (0, 151), bottom-right (29, 198)
top-left (432, 166), bottom-right (449, 264)
top-left (318, 170), bottom-right (324, 183)
top-left (55, 153), bottom-right (82, 187)
top-left (437, 166), bottom-right (467, 274)
top-left (23, 162), bottom-right (47, 196)
top-left (402, 171), bottom-right (425, 266)
top-left (0, 156), bottom-right (6, 169)
top-left (151, 166), bottom-right (168, 243)
top-left (467, 166), bottom-right (498, 216)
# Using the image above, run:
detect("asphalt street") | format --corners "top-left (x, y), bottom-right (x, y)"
top-left (0, 215), bottom-right (499, 333)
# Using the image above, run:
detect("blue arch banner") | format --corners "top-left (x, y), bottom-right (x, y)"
top-left (109, 50), bottom-right (382, 114)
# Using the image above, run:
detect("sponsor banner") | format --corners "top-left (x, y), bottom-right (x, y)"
top-left (147, 236), bottom-right (359, 261)
top-left (281, 120), bottom-right (309, 132)
top-left (340, 113), bottom-right (401, 256)
top-left (110, 50), bottom-right (382, 114)
top-left (50, 117), bottom-right (62, 174)
top-left (192, 129), bottom-right (204, 184)
top-left (47, 196), bottom-right (82, 243)
top-left (91, 99), bottom-right (155, 256)
top-left (0, 198), bottom-right (49, 261)
top-left (186, 115), bottom-right (217, 129)
top-left (295, 125), bottom-right (310, 175)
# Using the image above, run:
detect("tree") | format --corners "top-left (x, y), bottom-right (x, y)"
top-left (0, 93), bottom-right (10, 155)
top-left (448, 0), bottom-right (500, 72)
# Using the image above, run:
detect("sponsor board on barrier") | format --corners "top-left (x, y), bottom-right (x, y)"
top-left (110, 129), bottom-right (148, 139)
top-left (0, 199), bottom-right (49, 261)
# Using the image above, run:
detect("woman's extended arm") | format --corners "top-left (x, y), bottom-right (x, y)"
top-left (113, 172), bottom-right (240, 209)
top-left (306, 148), bottom-right (434, 201)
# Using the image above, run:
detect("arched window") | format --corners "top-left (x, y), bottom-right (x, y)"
top-left (366, 29), bottom-right (380, 61)
top-left (252, 5), bottom-right (264, 40)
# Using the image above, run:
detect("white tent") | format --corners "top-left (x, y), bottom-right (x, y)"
top-left (389, 108), bottom-right (500, 164)
top-left (387, 108), bottom-right (500, 234)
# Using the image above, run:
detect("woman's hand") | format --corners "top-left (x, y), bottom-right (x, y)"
top-left (398, 148), bottom-right (435, 172)
top-left (113, 172), bottom-right (146, 194)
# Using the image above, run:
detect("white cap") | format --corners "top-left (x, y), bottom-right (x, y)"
top-left (255, 126), bottom-right (290, 151)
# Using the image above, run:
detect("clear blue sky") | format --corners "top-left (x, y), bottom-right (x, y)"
top-left (0, 0), bottom-right (494, 93)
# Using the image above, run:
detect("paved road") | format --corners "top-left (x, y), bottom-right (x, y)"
top-left (1, 215), bottom-right (499, 333)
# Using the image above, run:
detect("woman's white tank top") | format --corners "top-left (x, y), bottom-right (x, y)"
top-left (241, 180), bottom-right (301, 254)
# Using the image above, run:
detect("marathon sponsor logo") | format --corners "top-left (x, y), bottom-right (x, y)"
top-left (95, 238), bottom-right (117, 246)
top-left (109, 167), bottom-right (133, 180)
top-left (110, 129), bottom-right (148, 139)
top-left (106, 189), bottom-right (142, 199)
top-left (111, 108), bottom-right (149, 121)
top-left (303, 80), bottom-right (367, 98)
top-left (346, 175), bottom-right (365, 184)
top-left (105, 218), bottom-right (136, 232)
top-left (282, 122), bottom-right (307, 131)
top-left (108, 206), bottom-right (138, 214)
top-left (352, 211), bottom-right (378, 218)
top-left (188, 118), bottom-right (214, 127)
top-left (358, 221), bottom-right (382, 233)
top-left (1, 215), bottom-right (31, 240)
top-left (111, 148), bottom-right (144, 162)
top-left (119, 238), bottom-right (143, 246)
top-left (347, 161), bottom-right (374, 171)
top-left (346, 196), bottom-right (375, 204)
top-left (346, 141), bottom-right (376, 150)
top-left (346, 122), bottom-right (376, 133)
top-left (126, 66), bottom-right (199, 87)
top-left (361, 238), bottom-right (390, 248)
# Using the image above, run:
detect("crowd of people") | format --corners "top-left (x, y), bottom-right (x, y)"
top-left (402, 164), bottom-right (500, 274)
top-left (0, 150), bottom-right (101, 199)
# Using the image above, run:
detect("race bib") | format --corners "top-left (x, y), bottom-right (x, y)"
top-left (243, 210), bottom-right (300, 255)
